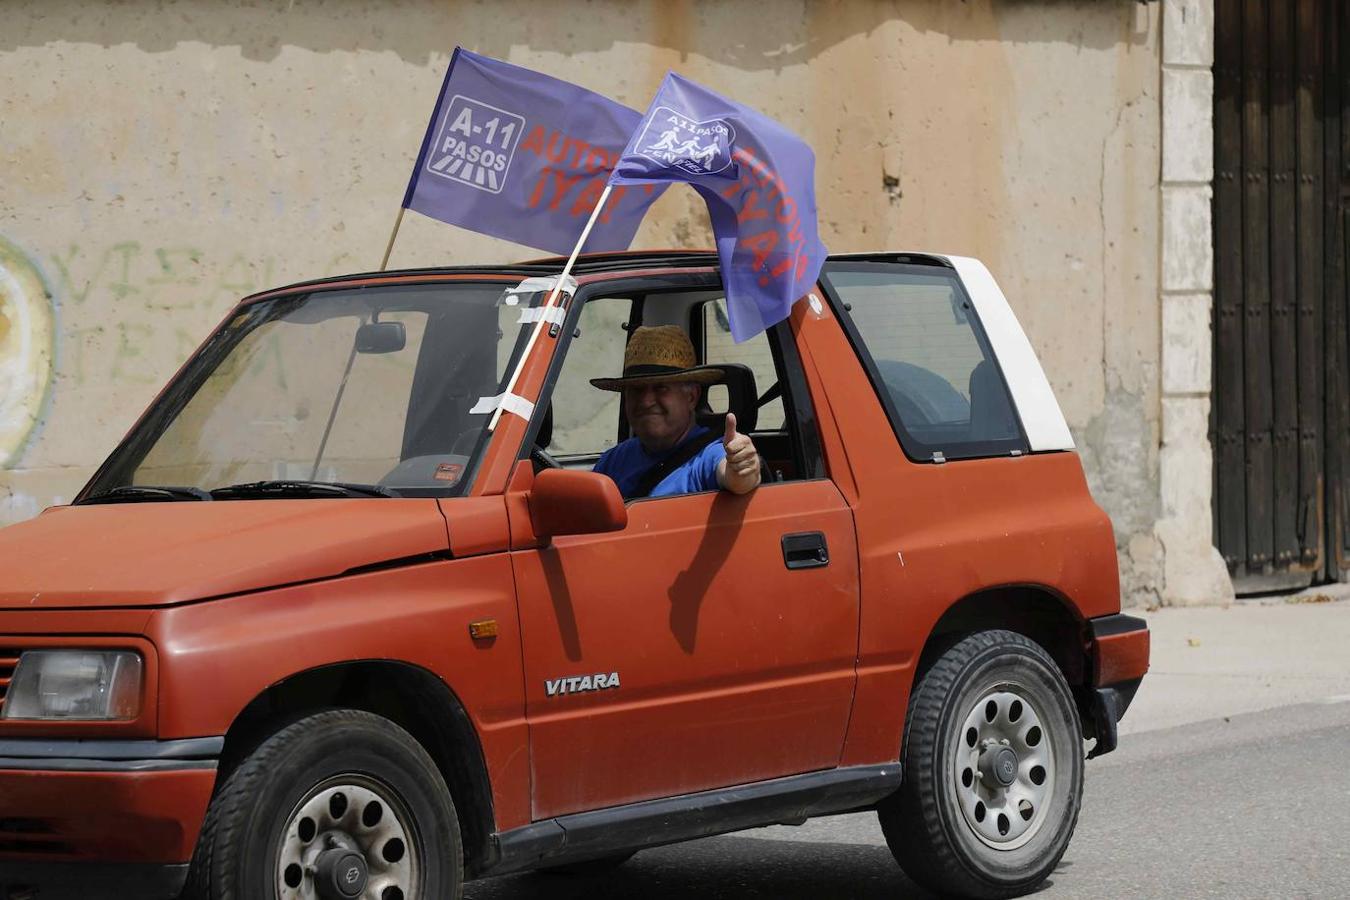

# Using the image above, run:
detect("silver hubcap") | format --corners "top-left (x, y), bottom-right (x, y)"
top-left (276, 775), bottom-right (418, 900)
top-left (953, 688), bottom-right (1055, 850)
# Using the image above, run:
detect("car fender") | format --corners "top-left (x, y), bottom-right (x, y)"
top-left (146, 552), bottom-right (530, 830)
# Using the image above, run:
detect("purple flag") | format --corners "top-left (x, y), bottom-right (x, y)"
top-left (609, 73), bottom-right (828, 342)
top-left (403, 49), bottom-right (664, 255)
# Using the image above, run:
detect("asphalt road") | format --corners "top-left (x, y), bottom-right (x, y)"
top-left (464, 697), bottom-right (1350, 899)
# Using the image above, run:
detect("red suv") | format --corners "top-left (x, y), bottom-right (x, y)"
top-left (0, 251), bottom-right (1149, 899)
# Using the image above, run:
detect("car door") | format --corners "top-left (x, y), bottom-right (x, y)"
top-left (512, 479), bottom-right (859, 820)
top-left (510, 289), bottom-right (860, 820)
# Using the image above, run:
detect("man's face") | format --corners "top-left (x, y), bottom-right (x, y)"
top-left (624, 382), bottom-right (699, 453)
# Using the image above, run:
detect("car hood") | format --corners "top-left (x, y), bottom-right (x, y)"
top-left (0, 500), bottom-right (449, 609)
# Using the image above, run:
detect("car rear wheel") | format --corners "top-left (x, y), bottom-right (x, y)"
top-left (185, 709), bottom-right (462, 900)
top-left (878, 630), bottom-right (1083, 899)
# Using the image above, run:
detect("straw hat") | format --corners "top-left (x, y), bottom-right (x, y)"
top-left (590, 325), bottom-right (725, 391)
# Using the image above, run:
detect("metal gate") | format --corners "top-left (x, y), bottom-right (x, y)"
top-left (1211, 0), bottom-right (1350, 590)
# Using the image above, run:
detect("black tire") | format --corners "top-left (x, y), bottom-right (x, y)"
top-left (878, 630), bottom-right (1083, 899)
top-left (185, 709), bottom-right (462, 900)
top-left (536, 851), bottom-right (637, 876)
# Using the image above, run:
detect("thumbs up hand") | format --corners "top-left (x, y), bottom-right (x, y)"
top-left (718, 412), bottom-right (762, 494)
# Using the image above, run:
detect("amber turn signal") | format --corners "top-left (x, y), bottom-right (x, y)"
top-left (468, 619), bottom-right (499, 640)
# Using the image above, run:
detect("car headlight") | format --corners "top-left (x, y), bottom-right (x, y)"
top-left (3, 650), bottom-right (143, 720)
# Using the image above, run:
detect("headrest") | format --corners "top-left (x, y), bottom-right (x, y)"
top-left (967, 359), bottom-right (1018, 441)
top-left (696, 363), bottom-right (759, 434)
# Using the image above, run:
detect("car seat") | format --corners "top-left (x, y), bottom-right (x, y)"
top-left (967, 359), bottom-right (1019, 442)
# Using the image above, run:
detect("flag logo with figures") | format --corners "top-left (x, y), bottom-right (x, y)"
top-left (425, 95), bottom-right (526, 194)
top-left (637, 107), bottom-right (737, 177)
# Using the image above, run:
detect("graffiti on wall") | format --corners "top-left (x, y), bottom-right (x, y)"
top-left (2, 237), bottom-right (356, 477)
top-left (1, 237), bottom-right (358, 524)
top-left (45, 242), bottom-right (355, 388)
top-left (0, 238), bottom-right (55, 468)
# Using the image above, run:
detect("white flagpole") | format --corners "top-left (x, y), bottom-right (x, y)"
top-left (489, 184), bottom-right (615, 431)
top-left (379, 207), bottom-right (407, 272)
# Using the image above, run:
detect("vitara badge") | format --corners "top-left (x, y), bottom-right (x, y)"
top-left (545, 672), bottom-right (621, 697)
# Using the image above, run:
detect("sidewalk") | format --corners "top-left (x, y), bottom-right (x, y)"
top-left (1120, 593), bottom-right (1350, 735)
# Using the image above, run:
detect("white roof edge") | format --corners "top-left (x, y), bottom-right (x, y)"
top-left (933, 255), bottom-right (1075, 452)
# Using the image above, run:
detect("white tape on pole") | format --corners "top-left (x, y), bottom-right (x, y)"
top-left (516, 306), bottom-right (567, 325)
top-left (501, 274), bottom-right (579, 306)
top-left (470, 392), bottom-right (536, 421)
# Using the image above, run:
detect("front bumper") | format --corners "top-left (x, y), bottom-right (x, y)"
top-left (0, 737), bottom-right (219, 900)
top-left (1083, 614), bottom-right (1150, 759)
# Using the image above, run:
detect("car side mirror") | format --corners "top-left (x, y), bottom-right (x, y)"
top-left (356, 320), bottom-right (406, 354)
top-left (528, 469), bottom-right (627, 538)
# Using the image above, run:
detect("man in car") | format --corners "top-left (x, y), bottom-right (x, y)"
top-left (589, 325), bottom-right (761, 499)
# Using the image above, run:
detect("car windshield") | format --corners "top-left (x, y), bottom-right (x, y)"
top-left (80, 281), bottom-right (546, 500)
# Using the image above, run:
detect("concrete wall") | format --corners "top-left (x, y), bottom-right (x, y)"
top-left (0, 0), bottom-right (1167, 604)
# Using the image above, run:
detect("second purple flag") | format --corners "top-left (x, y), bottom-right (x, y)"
top-left (609, 72), bottom-right (829, 342)
top-left (403, 48), bottom-right (665, 255)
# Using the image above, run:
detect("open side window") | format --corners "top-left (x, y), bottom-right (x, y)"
top-left (539, 295), bottom-right (638, 464)
top-left (524, 282), bottom-right (824, 494)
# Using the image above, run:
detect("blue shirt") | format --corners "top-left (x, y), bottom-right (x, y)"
top-left (593, 426), bottom-right (726, 499)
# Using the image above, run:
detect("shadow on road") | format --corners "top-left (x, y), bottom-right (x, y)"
top-left (464, 835), bottom-right (943, 899)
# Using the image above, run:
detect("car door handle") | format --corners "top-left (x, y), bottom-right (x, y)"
top-left (781, 531), bottom-right (829, 570)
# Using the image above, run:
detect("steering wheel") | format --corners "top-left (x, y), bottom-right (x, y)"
top-left (531, 443), bottom-right (562, 470)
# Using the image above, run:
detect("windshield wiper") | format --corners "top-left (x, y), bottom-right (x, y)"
top-left (78, 485), bottom-right (213, 505)
top-left (209, 480), bottom-right (397, 500)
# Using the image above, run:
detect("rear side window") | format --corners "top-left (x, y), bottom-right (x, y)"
top-left (820, 262), bottom-right (1026, 461)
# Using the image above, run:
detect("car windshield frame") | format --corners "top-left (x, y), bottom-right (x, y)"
top-left (76, 278), bottom-right (542, 503)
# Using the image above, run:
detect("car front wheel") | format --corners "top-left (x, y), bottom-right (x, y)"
top-left (878, 629), bottom-right (1084, 899)
top-left (185, 709), bottom-right (462, 900)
